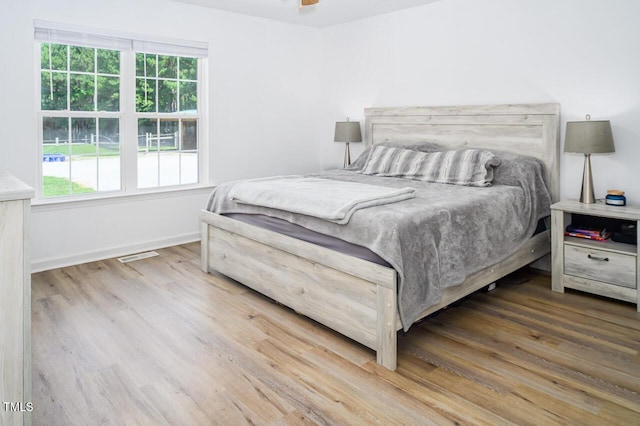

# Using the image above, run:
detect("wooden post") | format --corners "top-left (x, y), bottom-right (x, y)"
top-left (376, 281), bottom-right (398, 370)
top-left (551, 208), bottom-right (565, 293)
top-left (200, 220), bottom-right (210, 273)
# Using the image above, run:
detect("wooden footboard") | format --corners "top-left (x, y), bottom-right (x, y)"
top-left (201, 210), bottom-right (551, 371)
top-left (200, 211), bottom-right (399, 369)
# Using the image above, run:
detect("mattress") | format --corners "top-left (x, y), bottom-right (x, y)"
top-left (225, 213), bottom-right (547, 270)
top-left (223, 213), bottom-right (391, 267)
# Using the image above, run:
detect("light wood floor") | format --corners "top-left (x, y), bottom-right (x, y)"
top-left (31, 243), bottom-right (640, 425)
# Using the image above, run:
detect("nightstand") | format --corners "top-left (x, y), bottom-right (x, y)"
top-left (551, 200), bottom-right (640, 310)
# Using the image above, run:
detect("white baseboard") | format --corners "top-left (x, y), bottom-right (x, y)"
top-left (31, 232), bottom-right (200, 273)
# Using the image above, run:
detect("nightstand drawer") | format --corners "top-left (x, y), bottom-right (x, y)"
top-left (564, 245), bottom-right (636, 289)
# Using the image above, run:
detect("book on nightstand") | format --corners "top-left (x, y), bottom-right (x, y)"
top-left (565, 224), bottom-right (611, 241)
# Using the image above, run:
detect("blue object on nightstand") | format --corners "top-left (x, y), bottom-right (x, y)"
top-left (605, 192), bottom-right (626, 206)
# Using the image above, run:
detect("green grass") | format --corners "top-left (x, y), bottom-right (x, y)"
top-left (138, 145), bottom-right (179, 152)
top-left (43, 143), bottom-right (179, 156)
top-left (43, 176), bottom-right (95, 197)
top-left (43, 143), bottom-right (120, 156)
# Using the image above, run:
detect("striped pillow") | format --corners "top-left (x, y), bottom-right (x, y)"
top-left (360, 146), bottom-right (501, 187)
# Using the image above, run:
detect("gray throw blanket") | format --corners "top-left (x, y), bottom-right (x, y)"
top-left (228, 176), bottom-right (415, 224)
top-left (206, 151), bottom-right (551, 330)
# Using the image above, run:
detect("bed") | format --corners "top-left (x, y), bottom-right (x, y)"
top-left (200, 103), bottom-right (560, 371)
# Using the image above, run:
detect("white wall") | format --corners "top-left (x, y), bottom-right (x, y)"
top-left (0, 0), bottom-right (324, 270)
top-left (321, 0), bottom-right (640, 203)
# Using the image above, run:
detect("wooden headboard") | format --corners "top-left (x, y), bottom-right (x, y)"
top-left (364, 103), bottom-right (561, 202)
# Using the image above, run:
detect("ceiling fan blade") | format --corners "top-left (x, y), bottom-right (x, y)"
top-left (300, 0), bottom-right (319, 6)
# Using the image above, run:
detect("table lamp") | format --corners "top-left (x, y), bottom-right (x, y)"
top-left (564, 114), bottom-right (614, 204)
top-left (334, 118), bottom-right (362, 168)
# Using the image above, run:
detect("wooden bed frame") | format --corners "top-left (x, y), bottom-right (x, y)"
top-left (200, 103), bottom-right (560, 370)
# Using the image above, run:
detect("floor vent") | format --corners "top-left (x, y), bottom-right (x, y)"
top-left (117, 251), bottom-right (159, 263)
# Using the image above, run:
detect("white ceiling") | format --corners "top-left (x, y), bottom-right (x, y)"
top-left (171, 0), bottom-right (441, 28)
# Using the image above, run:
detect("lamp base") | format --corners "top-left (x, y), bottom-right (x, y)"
top-left (579, 153), bottom-right (596, 204)
top-left (343, 142), bottom-right (351, 168)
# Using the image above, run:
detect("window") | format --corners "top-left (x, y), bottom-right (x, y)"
top-left (135, 53), bottom-right (199, 188)
top-left (35, 22), bottom-right (208, 199)
top-left (40, 44), bottom-right (122, 196)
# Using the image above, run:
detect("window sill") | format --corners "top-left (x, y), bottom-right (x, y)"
top-left (32, 184), bottom-right (215, 212)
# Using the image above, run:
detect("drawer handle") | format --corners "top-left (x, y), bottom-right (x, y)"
top-left (587, 254), bottom-right (609, 262)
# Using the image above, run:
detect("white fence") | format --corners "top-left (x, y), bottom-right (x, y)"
top-left (44, 132), bottom-right (181, 152)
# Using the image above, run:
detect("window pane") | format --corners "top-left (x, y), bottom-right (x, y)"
top-left (70, 118), bottom-right (97, 194)
top-left (181, 119), bottom-right (198, 150)
top-left (41, 43), bottom-right (68, 71)
top-left (69, 46), bottom-right (95, 73)
top-left (181, 119), bottom-right (198, 184)
top-left (145, 54), bottom-right (158, 78)
top-left (180, 151), bottom-right (198, 185)
top-left (179, 57), bottom-right (197, 80)
top-left (159, 120), bottom-right (179, 148)
top-left (43, 117), bottom-right (69, 146)
top-left (138, 118), bottom-right (159, 188)
top-left (97, 118), bottom-right (121, 192)
top-left (138, 118), bottom-right (158, 151)
top-left (41, 72), bottom-right (67, 110)
top-left (42, 117), bottom-right (71, 197)
top-left (70, 74), bottom-right (95, 111)
top-left (158, 120), bottom-right (180, 186)
top-left (97, 49), bottom-right (119, 74)
top-left (136, 78), bottom-right (156, 112)
top-left (179, 81), bottom-right (197, 112)
top-left (98, 118), bottom-right (120, 145)
top-left (97, 76), bottom-right (119, 112)
top-left (136, 53), bottom-right (145, 77)
top-left (158, 55), bottom-right (177, 79)
top-left (71, 117), bottom-right (96, 147)
top-left (158, 80), bottom-right (177, 113)
top-left (135, 53), bottom-right (157, 77)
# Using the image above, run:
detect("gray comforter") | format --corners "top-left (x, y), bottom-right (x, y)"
top-left (206, 152), bottom-right (551, 330)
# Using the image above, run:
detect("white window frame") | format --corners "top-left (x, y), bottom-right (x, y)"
top-left (34, 20), bottom-right (209, 203)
